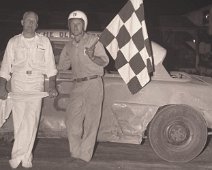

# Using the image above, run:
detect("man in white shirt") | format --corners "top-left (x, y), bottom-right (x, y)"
top-left (0, 11), bottom-right (58, 168)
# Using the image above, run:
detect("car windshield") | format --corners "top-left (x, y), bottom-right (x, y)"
top-left (51, 41), bottom-right (65, 65)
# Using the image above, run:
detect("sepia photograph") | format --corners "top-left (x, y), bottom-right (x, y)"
top-left (0, 0), bottom-right (212, 169)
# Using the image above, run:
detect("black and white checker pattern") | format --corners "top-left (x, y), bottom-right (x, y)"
top-left (99, 0), bottom-right (153, 94)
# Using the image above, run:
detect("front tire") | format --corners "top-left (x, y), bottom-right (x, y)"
top-left (148, 105), bottom-right (207, 162)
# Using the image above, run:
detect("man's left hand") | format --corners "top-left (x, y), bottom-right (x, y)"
top-left (85, 47), bottom-right (95, 60)
top-left (48, 88), bottom-right (58, 98)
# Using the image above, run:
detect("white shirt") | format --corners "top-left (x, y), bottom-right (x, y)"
top-left (0, 33), bottom-right (57, 80)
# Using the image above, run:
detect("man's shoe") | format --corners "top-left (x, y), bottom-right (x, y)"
top-left (22, 161), bottom-right (32, 168)
top-left (67, 158), bottom-right (88, 168)
top-left (69, 156), bottom-right (78, 162)
top-left (72, 159), bottom-right (88, 167)
top-left (9, 159), bottom-right (21, 169)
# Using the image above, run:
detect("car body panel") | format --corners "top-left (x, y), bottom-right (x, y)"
top-left (1, 29), bottom-right (212, 145)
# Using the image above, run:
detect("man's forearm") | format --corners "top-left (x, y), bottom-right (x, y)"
top-left (90, 56), bottom-right (107, 66)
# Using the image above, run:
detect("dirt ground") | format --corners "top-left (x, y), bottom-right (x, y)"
top-left (1, 137), bottom-right (212, 170)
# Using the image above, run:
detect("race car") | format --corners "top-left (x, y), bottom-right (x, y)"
top-left (1, 29), bottom-right (212, 163)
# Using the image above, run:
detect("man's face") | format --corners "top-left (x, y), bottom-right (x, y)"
top-left (21, 13), bottom-right (38, 34)
top-left (69, 18), bottom-right (84, 36)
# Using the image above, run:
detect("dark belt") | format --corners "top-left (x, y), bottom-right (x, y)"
top-left (26, 70), bottom-right (32, 74)
top-left (74, 75), bottom-right (100, 82)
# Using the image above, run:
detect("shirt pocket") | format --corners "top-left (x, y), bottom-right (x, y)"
top-left (33, 48), bottom-right (46, 65)
top-left (13, 47), bottom-right (27, 65)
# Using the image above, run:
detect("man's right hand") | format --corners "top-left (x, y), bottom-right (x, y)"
top-left (0, 77), bottom-right (8, 100)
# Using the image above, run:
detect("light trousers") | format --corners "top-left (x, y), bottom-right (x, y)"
top-left (9, 73), bottom-right (44, 167)
top-left (65, 77), bottom-right (103, 162)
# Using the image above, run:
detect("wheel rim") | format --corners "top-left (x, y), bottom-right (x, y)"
top-left (148, 105), bottom-right (208, 162)
top-left (165, 121), bottom-right (191, 146)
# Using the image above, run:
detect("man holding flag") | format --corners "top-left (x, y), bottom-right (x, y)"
top-left (99, 0), bottom-right (153, 94)
top-left (58, 0), bottom-right (153, 164)
top-left (58, 10), bottom-right (109, 163)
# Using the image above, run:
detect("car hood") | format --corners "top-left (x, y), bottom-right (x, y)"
top-left (190, 74), bottom-right (212, 85)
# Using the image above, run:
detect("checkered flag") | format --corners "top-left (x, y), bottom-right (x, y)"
top-left (99, 0), bottom-right (153, 94)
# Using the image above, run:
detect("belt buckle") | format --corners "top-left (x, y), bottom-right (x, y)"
top-left (26, 70), bottom-right (32, 75)
top-left (75, 79), bottom-right (80, 82)
top-left (75, 76), bottom-right (99, 83)
top-left (83, 77), bottom-right (88, 81)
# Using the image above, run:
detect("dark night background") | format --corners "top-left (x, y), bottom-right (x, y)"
top-left (0, 0), bottom-right (212, 72)
top-left (0, 0), bottom-right (211, 29)
top-left (0, 0), bottom-right (211, 31)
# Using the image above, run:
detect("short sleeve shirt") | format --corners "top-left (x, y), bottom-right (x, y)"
top-left (58, 33), bottom-right (109, 78)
